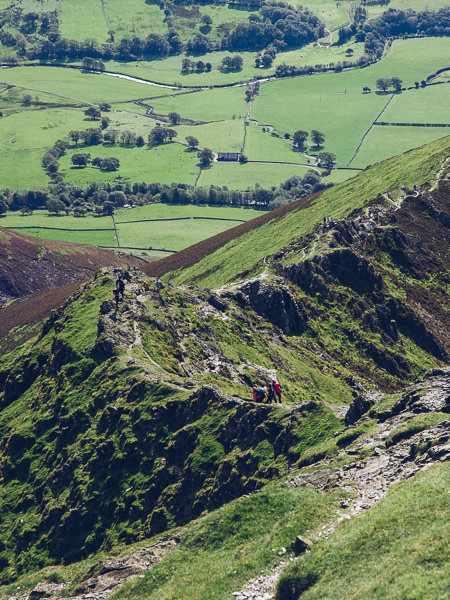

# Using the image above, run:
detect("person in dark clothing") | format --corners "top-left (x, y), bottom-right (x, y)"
top-left (113, 288), bottom-right (120, 310)
top-left (116, 276), bottom-right (125, 298)
top-left (266, 382), bottom-right (275, 403)
top-left (272, 380), bottom-right (282, 403)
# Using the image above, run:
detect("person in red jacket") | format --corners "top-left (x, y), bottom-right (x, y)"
top-left (272, 380), bottom-right (282, 403)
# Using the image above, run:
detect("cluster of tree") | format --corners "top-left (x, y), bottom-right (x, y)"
top-left (1, 167), bottom-right (330, 217)
top-left (222, 2), bottom-right (324, 52)
top-left (218, 55), bottom-right (243, 72)
top-left (245, 82), bottom-right (260, 102)
top-left (81, 57), bottom-right (105, 71)
top-left (339, 7), bottom-right (450, 57)
top-left (71, 154), bottom-right (120, 171)
top-left (148, 125), bottom-right (177, 145)
top-left (376, 76), bottom-right (402, 91)
top-left (255, 46), bottom-right (277, 68)
top-left (293, 129), bottom-right (326, 149)
top-left (181, 58), bottom-right (212, 73)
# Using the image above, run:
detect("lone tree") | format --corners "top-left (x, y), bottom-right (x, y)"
top-left (99, 157), bottom-right (120, 171)
top-left (71, 153), bottom-right (91, 168)
top-left (376, 77), bottom-right (390, 92)
top-left (311, 129), bottom-right (325, 148)
top-left (293, 129), bottom-right (308, 150)
top-left (69, 130), bottom-right (81, 145)
top-left (185, 135), bottom-right (199, 149)
top-left (84, 106), bottom-right (101, 120)
top-left (46, 198), bottom-right (65, 215)
top-left (168, 112), bottom-right (181, 125)
top-left (317, 152), bottom-right (336, 170)
top-left (391, 77), bottom-right (403, 91)
top-left (197, 147), bottom-right (214, 167)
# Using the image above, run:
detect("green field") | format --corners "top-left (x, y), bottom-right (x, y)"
top-left (115, 203), bottom-right (263, 222)
top-left (58, 0), bottom-right (109, 43)
top-left (290, 0), bottom-right (349, 31)
top-left (59, 143), bottom-right (200, 186)
top-left (171, 2), bottom-right (256, 44)
top-left (244, 123), bottom-right (312, 164)
top-left (104, 51), bottom-right (265, 87)
top-left (0, 67), bottom-right (178, 104)
top-left (105, 0), bottom-right (167, 38)
top-left (145, 86), bottom-right (248, 122)
top-left (0, 149), bottom-right (49, 189)
top-left (117, 218), bottom-right (240, 252)
top-left (252, 37), bottom-right (450, 166)
top-left (175, 119), bottom-right (245, 154)
top-left (350, 127), bottom-right (449, 169)
top-left (381, 84), bottom-right (450, 123)
top-left (1, 203), bottom-right (266, 251)
top-left (198, 162), bottom-right (311, 190)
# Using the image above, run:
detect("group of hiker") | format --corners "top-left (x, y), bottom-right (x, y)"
top-left (112, 273), bottom-right (163, 310)
top-left (252, 380), bottom-right (282, 404)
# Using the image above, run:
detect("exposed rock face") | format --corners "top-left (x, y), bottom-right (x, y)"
top-left (236, 279), bottom-right (309, 335)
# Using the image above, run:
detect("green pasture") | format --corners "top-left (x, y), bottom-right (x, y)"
top-left (59, 143), bottom-right (200, 186)
top-left (290, 0), bottom-right (350, 31)
top-left (175, 119), bottom-right (244, 153)
top-left (321, 169), bottom-right (360, 184)
top-left (0, 107), bottom-right (85, 154)
top-left (104, 51), bottom-right (266, 87)
top-left (7, 227), bottom-right (117, 246)
top-left (115, 203), bottom-right (264, 223)
top-left (244, 123), bottom-right (312, 164)
top-left (252, 86), bottom-right (386, 167)
top-left (0, 149), bottom-right (48, 189)
top-left (381, 84), bottom-right (450, 124)
top-left (365, 0), bottom-right (450, 19)
top-left (105, 0), bottom-right (167, 38)
top-left (198, 162), bottom-right (310, 190)
top-left (0, 86), bottom-right (82, 113)
top-left (58, 0), bottom-right (109, 43)
top-left (116, 218), bottom-right (244, 252)
top-left (0, 210), bottom-right (112, 229)
top-left (145, 86), bottom-right (247, 122)
top-left (0, 67), bottom-right (177, 104)
top-left (349, 127), bottom-right (449, 169)
top-left (1, 204), bottom-right (265, 250)
top-left (171, 2), bottom-right (256, 44)
top-left (274, 40), bottom-right (365, 70)
top-left (5, 0), bottom-right (57, 12)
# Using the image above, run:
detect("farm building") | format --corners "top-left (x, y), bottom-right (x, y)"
top-left (217, 152), bottom-right (240, 161)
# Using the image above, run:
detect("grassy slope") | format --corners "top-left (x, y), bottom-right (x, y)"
top-left (277, 463), bottom-right (449, 600)
top-left (167, 135), bottom-right (450, 288)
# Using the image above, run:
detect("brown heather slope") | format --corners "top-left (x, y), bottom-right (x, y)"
top-left (0, 227), bottom-right (143, 351)
top-left (0, 227), bottom-right (143, 305)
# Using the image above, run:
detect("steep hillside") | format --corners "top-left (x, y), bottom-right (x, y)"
top-left (0, 140), bottom-right (448, 598)
top-left (164, 136), bottom-right (450, 288)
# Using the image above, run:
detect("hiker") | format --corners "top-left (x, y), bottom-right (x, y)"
top-left (116, 275), bottom-right (125, 298)
top-left (155, 279), bottom-right (162, 294)
top-left (266, 382), bottom-right (275, 403)
top-left (253, 384), bottom-right (266, 403)
top-left (140, 279), bottom-right (150, 292)
top-left (113, 287), bottom-right (120, 310)
top-left (272, 380), bottom-right (282, 403)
